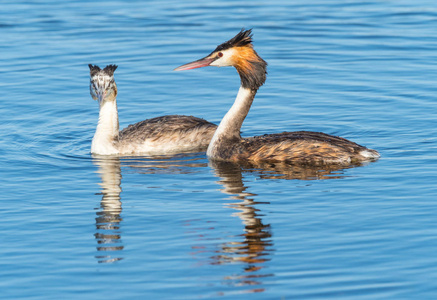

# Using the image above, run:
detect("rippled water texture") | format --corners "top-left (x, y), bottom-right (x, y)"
top-left (1, 0), bottom-right (437, 299)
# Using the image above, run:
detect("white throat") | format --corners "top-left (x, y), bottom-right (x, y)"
top-left (207, 87), bottom-right (254, 157)
top-left (91, 100), bottom-right (119, 155)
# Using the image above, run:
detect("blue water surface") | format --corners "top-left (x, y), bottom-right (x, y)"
top-left (1, 0), bottom-right (437, 299)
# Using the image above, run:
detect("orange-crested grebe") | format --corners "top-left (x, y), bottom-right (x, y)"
top-left (89, 64), bottom-right (217, 155)
top-left (175, 29), bottom-right (379, 165)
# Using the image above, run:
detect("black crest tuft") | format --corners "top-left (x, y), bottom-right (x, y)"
top-left (88, 64), bottom-right (101, 77)
top-left (213, 29), bottom-right (253, 53)
top-left (103, 64), bottom-right (118, 76)
top-left (88, 64), bottom-right (118, 77)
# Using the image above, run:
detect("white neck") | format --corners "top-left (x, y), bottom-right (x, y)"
top-left (207, 87), bottom-right (256, 157)
top-left (91, 100), bottom-right (119, 155)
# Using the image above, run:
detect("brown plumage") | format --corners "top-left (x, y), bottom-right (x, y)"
top-left (210, 131), bottom-right (379, 166)
top-left (175, 29), bottom-right (380, 166)
top-left (120, 115), bottom-right (215, 141)
top-left (117, 115), bottom-right (216, 154)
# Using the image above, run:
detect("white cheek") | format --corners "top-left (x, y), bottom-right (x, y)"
top-left (209, 60), bottom-right (222, 67)
top-left (210, 49), bottom-right (235, 67)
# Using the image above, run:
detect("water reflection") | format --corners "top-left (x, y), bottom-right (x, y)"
top-left (204, 160), bottom-right (353, 294)
top-left (209, 161), bottom-right (275, 292)
top-left (91, 154), bottom-right (207, 264)
top-left (91, 153), bottom-right (352, 275)
top-left (119, 154), bottom-right (208, 175)
top-left (92, 156), bottom-right (124, 263)
top-left (234, 160), bottom-right (357, 180)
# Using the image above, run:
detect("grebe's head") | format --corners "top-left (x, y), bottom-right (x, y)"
top-left (174, 29), bottom-right (267, 90)
top-left (89, 64), bottom-right (118, 105)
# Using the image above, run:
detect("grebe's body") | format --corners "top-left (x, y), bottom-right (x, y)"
top-left (175, 30), bottom-right (379, 165)
top-left (89, 64), bottom-right (216, 156)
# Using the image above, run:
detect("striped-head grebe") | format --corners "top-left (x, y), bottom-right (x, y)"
top-left (89, 64), bottom-right (216, 155)
top-left (175, 29), bottom-right (379, 165)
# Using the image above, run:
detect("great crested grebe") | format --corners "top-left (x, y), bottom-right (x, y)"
top-left (175, 29), bottom-right (380, 165)
top-left (89, 64), bottom-right (217, 155)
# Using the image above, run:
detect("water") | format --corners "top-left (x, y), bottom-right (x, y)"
top-left (1, 0), bottom-right (436, 298)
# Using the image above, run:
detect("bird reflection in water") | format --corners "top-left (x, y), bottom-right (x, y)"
top-left (91, 152), bottom-right (355, 287)
top-left (196, 160), bottom-right (354, 293)
top-left (232, 160), bottom-right (360, 180)
top-left (93, 156), bottom-right (124, 263)
top-left (209, 161), bottom-right (274, 292)
top-left (92, 154), bottom-right (208, 264)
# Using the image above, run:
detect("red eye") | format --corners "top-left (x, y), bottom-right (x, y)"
top-left (217, 52), bottom-right (223, 57)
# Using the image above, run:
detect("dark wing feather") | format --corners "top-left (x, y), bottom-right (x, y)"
top-left (119, 115), bottom-right (217, 142)
top-left (238, 131), bottom-right (372, 164)
top-left (246, 131), bottom-right (366, 151)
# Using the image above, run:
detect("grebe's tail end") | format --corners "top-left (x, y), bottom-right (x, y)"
top-left (359, 149), bottom-right (380, 160)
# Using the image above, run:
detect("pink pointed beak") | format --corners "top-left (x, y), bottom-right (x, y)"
top-left (174, 56), bottom-right (216, 71)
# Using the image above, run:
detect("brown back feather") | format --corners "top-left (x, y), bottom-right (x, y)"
top-left (243, 131), bottom-right (368, 164)
top-left (119, 115), bottom-right (217, 142)
top-left (211, 131), bottom-right (372, 165)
